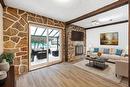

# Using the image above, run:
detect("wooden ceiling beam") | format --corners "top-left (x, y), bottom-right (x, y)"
top-left (0, 0), bottom-right (6, 8)
top-left (66, 0), bottom-right (128, 24)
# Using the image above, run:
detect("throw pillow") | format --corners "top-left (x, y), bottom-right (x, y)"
top-left (93, 48), bottom-right (99, 53)
top-left (103, 48), bottom-right (110, 54)
top-left (115, 49), bottom-right (123, 56)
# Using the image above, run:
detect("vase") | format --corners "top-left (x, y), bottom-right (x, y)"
top-left (97, 52), bottom-right (102, 58)
top-left (0, 71), bottom-right (7, 86)
top-left (0, 59), bottom-right (10, 72)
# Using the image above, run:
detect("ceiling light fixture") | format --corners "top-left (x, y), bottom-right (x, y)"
top-left (98, 15), bottom-right (121, 22)
top-left (91, 20), bottom-right (100, 26)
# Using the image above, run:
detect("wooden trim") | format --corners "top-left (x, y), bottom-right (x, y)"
top-left (85, 20), bottom-right (128, 30)
top-left (65, 24), bottom-right (68, 61)
top-left (65, 24), bottom-right (69, 62)
top-left (66, 0), bottom-right (128, 24)
top-left (28, 22), bottom-right (64, 30)
top-left (0, 0), bottom-right (6, 8)
top-left (128, 1), bottom-right (130, 87)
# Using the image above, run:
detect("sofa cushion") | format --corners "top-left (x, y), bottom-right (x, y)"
top-left (103, 48), bottom-right (110, 54)
top-left (93, 48), bottom-right (99, 53)
top-left (109, 48), bottom-right (116, 55)
top-left (115, 49), bottom-right (123, 56)
top-left (107, 54), bottom-right (122, 59)
top-left (99, 48), bottom-right (104, 53)
top-left (90, 53), bottom-right (97, 57)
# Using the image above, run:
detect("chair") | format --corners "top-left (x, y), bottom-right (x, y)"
top-left (115, 60), bottom-right (128, 78)
top-left (37, 50), bottom-right (47, 59)
top-left (52, 51), bottom-right (59, 57)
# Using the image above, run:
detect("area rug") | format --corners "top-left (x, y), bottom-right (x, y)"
top-left (73, 59), bottom-right (121, 83)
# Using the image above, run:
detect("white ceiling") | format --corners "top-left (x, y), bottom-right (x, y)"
top-left (73, 4), bottom-right (128, 28)
top-left (5, 0), bottom-right (118, 22)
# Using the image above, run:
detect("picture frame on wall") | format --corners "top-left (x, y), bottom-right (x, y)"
top-left (100, 32), bottom-right (118, 45)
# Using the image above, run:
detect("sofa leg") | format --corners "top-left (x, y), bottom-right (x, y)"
top-left (115, 74), bottom-right (122, 78)
top-left (115, 74), bottom-right (118, 77)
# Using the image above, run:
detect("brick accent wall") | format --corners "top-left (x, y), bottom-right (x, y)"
top-left (3, 7), bottom-right (65, 76)
top-left (66, 25), bottom-right (86, 62)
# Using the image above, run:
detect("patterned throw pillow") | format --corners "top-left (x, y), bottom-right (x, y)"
top-left (115, 49), bottom-right (123, 56)
top-left (110, 48), bottom-right (115, 55)
top-left (99, 48), bottom-right (104, 53)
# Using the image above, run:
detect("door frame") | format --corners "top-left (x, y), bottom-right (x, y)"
top-left (28, 23), bottom-right (62, 71)
top-left (128, 1), bottom-right (130, 87)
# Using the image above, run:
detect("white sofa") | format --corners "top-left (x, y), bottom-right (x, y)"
top-left (115, 60), bottom-right (128, 78)
top-left (89, 47), bottom-right (127, 63)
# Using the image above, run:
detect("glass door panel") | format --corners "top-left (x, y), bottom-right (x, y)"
top-left (48, 28), bottom-right (61, 62)
top-left (30, 26), bottom-right (48, 69)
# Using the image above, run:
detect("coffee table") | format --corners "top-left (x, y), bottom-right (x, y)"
top-left (86, 57), bottom-right (109, 70)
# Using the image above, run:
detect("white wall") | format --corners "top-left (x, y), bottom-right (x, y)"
top-left (0, 4), bottom-right (3, 54)
top-left (86, 22), bottom-right (128, 53)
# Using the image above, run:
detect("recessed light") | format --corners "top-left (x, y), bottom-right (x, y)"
top-left (98, 15), bottom-right (121, 22)
top-left (91, 20), bottom-right (100, 26)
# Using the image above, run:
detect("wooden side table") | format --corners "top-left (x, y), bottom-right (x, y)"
top-left (1, 66), bottom-right (15, 87)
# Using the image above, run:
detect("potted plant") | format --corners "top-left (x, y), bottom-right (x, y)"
top-left (0, 52), bottom-right (14, 72)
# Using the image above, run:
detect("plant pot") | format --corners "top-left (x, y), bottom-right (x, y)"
top-left (0, 71), bottom-right (7, 86)
top-left (0, 78), bottom-right (6, 86)
top-left (0, 59), bottom-right (10, 72)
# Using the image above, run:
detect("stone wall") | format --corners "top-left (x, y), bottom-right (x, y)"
top-left (3, 7), bottom-right (65, 76)
top-left (0, 4), bottom-right (3, 54)
top-left (66, 25), bottom-right (86, 62)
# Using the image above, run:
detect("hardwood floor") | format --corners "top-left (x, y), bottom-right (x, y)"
top-left (16, 63), bottom-right (126, 87)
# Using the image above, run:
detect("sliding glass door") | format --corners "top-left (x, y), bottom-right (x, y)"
top-left (48, 29), bottom-right (61, 62)
top-left (29, 24), bottom-right (62, 70)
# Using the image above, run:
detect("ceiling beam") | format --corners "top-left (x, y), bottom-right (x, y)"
top-left (0, 0), bottom-right (6, 8)
top-left (34, 27), bottom-right (38, 35)
top-left (41, 28), bottom-right (47, 36)
top-left (85, 20), bottom-right (128, 30)
top-left (48, 29), bottom-right (54, 36)
top-left (53, 31), bottom-right (59, 37)
top-left (66, 0), bottom-right (128, 24)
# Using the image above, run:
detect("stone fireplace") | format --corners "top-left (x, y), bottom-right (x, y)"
top-left (66, 25), bottom-right (86, 62)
